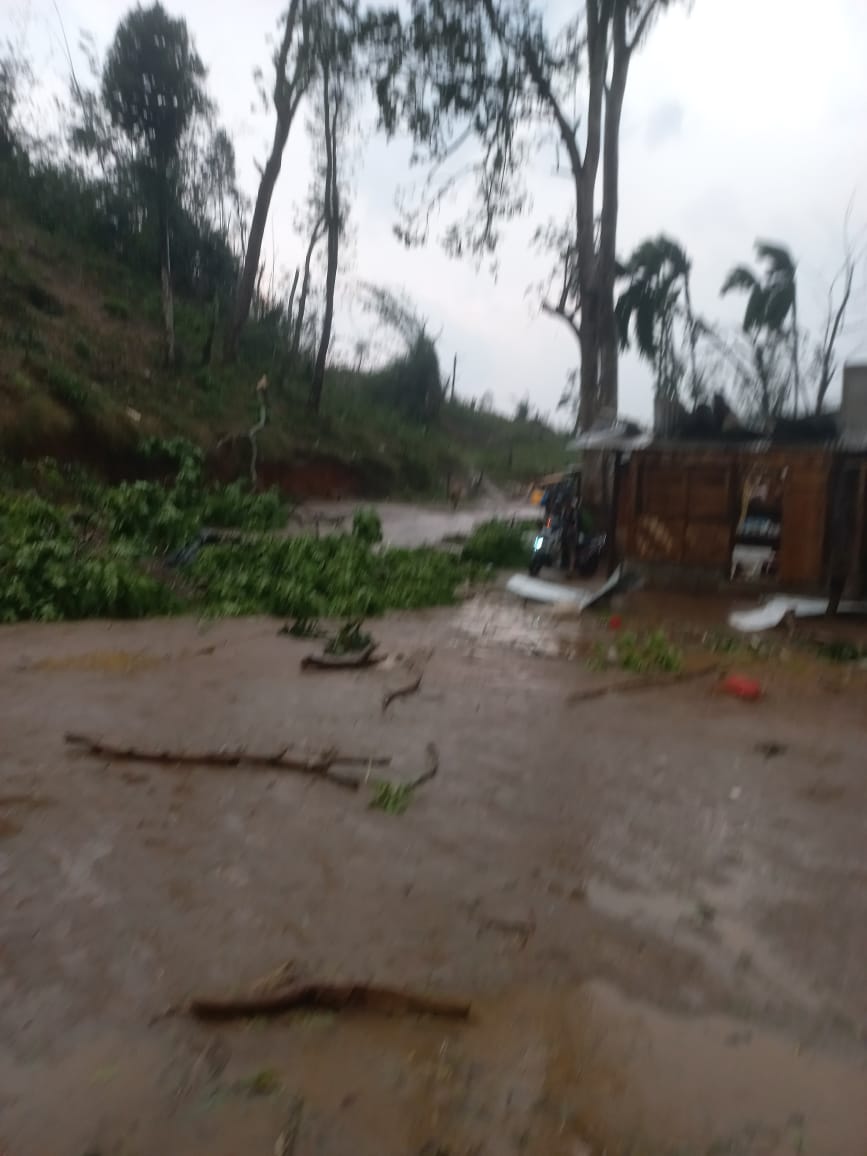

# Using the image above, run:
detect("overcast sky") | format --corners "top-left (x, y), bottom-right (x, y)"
top-left (6, 0), bottom-right (867, 422)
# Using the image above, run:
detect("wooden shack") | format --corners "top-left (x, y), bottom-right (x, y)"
top-left (616, 443), bottom-right (835, 591)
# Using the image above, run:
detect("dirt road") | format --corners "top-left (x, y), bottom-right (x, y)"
top-left (1, 594), bottom-right (866, 1154)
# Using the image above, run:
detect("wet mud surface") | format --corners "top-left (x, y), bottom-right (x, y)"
top-left (1, 592), bottom-right (866, 1154)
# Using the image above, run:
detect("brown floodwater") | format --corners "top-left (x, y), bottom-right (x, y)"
top-left (1, 593), bottom-right (866, 1154)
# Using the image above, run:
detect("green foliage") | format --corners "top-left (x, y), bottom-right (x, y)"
top-left (283, 617), bottom-right (323, 638)
top-left (235, 1069), bottom-right (281, 1097)
top-left (325, 620), bottom-right (373, 655)
top-left (0, 493), bottom-right (174, 623)
top-left (39, 359), bottom-right (91, 412)
top-left (461, 520), bottom-right (528, 568)
top-left (365, 335), bottom-right (444, 422)
top-left (24, 280), bottom-right (64, 317)
top-left (369, 780), bottom-right (414, 815)
top-left (0, 461), bottom-right (486, 624)
top-left (814, 639), bottom-right (865, 664)
top-left (352, 507), bottom-right (383, 545)
top-left (103, 297), bottom-right (131, 321)
top-left (190, 536), bottom-right (473, 619)
top-left (602, 629), bottom-right (683, 675)
top-left (103, 4), bottom-right (207, 172)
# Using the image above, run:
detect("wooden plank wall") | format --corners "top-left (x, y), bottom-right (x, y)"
top-left (621, 447), bottom-right (832, 589)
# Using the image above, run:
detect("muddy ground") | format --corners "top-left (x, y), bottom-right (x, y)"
top-left (1, 585), bottom-right (867, 1155)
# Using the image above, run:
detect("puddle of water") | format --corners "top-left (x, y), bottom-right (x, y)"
top-left (585, 875), bottom-right (822, 1011)
top-left (2, 980), bottom-right (864, 1156)
top-left (454, 595), bottom-right (581, 659)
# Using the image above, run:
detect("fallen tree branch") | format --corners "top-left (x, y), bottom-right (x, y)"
top-left (567, 664), bottom-right (720, 705)
top-left (301, 643), bottom-right (382, 670)
top-left (185, 979), bottom-right (470, 1022)
top-left (409, 741), bottom-right (439, 790)
top-left (382, 669), bottom-right (423, 713)
top-left (65, 732), bottom-right (390, 792)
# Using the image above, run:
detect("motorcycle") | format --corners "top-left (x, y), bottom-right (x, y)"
top-left (529, 517), bottom-right (562, 576)
top-left (530, 522), bottom-right (607, 578)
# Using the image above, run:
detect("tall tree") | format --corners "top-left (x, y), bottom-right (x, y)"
top-left (814, 241), bottom-right (858, 415)
top-left (102, 3), bottom-right (208, 365)
top-left (721, 241), bottom-right (800, 425)
top-left (224, 0), bottom-right (314, 361)
top-left (615, 235), bottom-right (703, 405)
top-left (374, 0), bottom-right (682, 430)
top-left (308, 0), bottom-right (359, 413)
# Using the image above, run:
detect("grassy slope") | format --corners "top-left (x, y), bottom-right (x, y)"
top-left (0, 203), bottom-right (571, 497)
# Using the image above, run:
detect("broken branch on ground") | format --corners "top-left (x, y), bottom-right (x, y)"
top-left (568, 664), bottom-right (720, 705)
top-left (64, 732), bottom-right (390, 791)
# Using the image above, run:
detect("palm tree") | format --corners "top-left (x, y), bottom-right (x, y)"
top-left (721, 241), bottom-right (800, 418)
top-left (615, 236), bottom-right (702, 404)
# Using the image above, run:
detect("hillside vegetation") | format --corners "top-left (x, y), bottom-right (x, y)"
top-left (0, 204), bottom-right (570, 499)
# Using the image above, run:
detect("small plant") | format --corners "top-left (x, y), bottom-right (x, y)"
top-left (285, 617), bottom-right (323, 638)
top-left (815, 639), bottom-right (864, 664)
top-left (236, 1068), bottom-right (281, 1097)
top-left (702, 630), bottom-right (743, 655)
top-left (325, 620), bottom-right (373, 655)
top-left (352, 507), bottom-right (383, 545)
top-left (370, 780), bottom-right (414, 815)
top-left (25, 280), bottom-right (64, 316)
top-left (72, 335), bottom-right (91, 362)
top-left (103, 297), bottom-right (130, 321)
top-left (461, 520), bottom-right (528, 568)
top-left (597, 629), bottom-right (683, 675)
top-left (43, 360), bottom-right (90, 411)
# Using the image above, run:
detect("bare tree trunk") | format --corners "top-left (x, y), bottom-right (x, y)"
top-left (597, 11), bottom-right (630, 421)
top-left (791, 294), bottom-right (801, 417)
top-left (293, 216), bottom-right (325, 357)
top-left (157, 172), bottom-right (175, 367)
top-left (309, 64), bottom-right (340, 415)
top-left (286, 267), bottom-right (300, 331)
top-left (578, 292), bottom-right (600, 431)
top-left (450, 353), bottom-right (457, 402)
top-left (224, 0), bottom-right (308, 362)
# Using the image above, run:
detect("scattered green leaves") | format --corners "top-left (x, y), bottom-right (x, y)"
top-left (325, 620), bottom-right (373, 655)
top-left (369, 780), bottom-right (415, 815)
top-left (596, 629), bottom-right (683, 675)
top-left (235, 1068), bottom-right (281, 1097)
top-left (461, 520), bottom-right (529, 568)
top-left (352, 506), bottom-right (383, 545)
top-left (0, 460), bottom-right (486, 624)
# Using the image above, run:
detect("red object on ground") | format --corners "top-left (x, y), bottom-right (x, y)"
top-left (721, 674), bottom-right (763, 702)
top-left (608, 615), bottom-right (623, 631)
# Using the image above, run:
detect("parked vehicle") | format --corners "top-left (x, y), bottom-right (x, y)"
top-left (529, 518), bottom-right (563, 576)
top-left (530, 522), bottom-right (606, 578)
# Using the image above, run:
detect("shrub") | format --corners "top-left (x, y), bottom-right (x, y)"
top-left (103, 297), bottom-right (131, 321)
top-left (352, 507), bottom-right (383, 545)
top-left (461, 520), bottom-right (528, 568)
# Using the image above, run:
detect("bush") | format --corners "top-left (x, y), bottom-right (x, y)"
top-left (39, 359), bottom-right (90, 411)
top-left (0, 494), bottom-right (174, 622)
top-left (461, 520), bottom-right (529, 568)
top-left (103, 297), bottom-right (131, 321)
top-left (352, 507), bottom-right (383, 545)
top-left (190, 536), bottom-right (472, 619)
